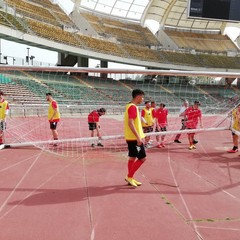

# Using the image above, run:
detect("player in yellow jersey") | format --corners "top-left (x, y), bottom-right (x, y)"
top-left (124, 89), bottom-right (146, 188)
top-left (227, 104), bottom-right (240, 153)
top-left (46, 93), bottom-right (60, 146)
top-left (141, 100), bottom-right (154, 148)
top-left (0, 91), bottom-right (9, 145)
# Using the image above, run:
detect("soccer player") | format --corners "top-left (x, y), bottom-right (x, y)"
top-left (185, 101), bottom-right (203, 150)
top-left (141, 100), bottom-right (154, 148)
top-left (124, 89), bottom-right (146, 188)
top-left (0, 91), bottom-right (9, 145)
top-left (227, 104), bottom-right (240, 153)
top-left (46, 93), bottom-right (60, 145)
top-left (88, 108), bottom-right (106, 147)
top-left (150, 100), bottom-right (158, 144)
top-left (155, 103), bottom-right (168, 148)
top-left (174, 99), bottom-right (198, 144)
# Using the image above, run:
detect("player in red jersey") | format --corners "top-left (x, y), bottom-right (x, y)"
top-left (150, 100), bottom-right (158, 144)
top-left (88, 108), bottom-right (106, 147)
top-left (155, 103), bottom-right (168, 148)
top-left (185, 101), bottom-right (203, 150)
top-left (174, 99), bottom-right (198, 144)
top-left (0, 91), bottom-right (9, 145)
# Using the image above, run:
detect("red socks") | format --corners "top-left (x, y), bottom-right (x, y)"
top-left (128, 160), bottom-right (144, 178)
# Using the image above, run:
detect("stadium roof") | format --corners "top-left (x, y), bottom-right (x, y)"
top-left (72, 0), bottom-right (240, 33)
top-left (74, 0), bottom-right (150, 20)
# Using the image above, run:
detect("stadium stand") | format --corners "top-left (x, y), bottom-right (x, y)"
top-left (81, 11), bottom-right (160, 46)
top-left (164, 29), bottom-right (238, 53)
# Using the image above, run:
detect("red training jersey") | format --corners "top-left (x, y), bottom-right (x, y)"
top-left (155, 107), bottom-right (168, 127)
top-left (185, 107), bottom-right (202, 129)
top-left (151, 108), bottom-right (156, 118)
top-left (88, 110), bottom-right (100, 123)
top-left (128, 105), bottom-right (137, 119)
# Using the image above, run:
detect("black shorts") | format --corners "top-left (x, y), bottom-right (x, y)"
top-left (50, 122), bottom-right (58, 130)
top-left (155, 126), bottom-right (167, 132)
top-left (88, 122), bottom-right (97, 130)
top-left (0, 121), bottom-right (6, 131)
top-left (127, 141), bottom-right (146, 160)
top-left (143, 126), bottom-right (153, 133)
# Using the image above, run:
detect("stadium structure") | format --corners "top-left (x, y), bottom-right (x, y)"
top-left (0, 0), bottom-right (239, 109)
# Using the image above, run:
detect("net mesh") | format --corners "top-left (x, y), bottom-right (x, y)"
top-left (0, 66), bottom-right (239, 157)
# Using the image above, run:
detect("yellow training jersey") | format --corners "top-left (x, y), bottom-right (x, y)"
top-left (142, 107), bottom-right (154, 127)
top-left (124, 103), bottom-right (145, 141)
top-left (48, 100), bottom-right (60, 122)
top-left (0, 100), bottom-right (8, 120)
top-left (232, 108), bottom-right (240, 131)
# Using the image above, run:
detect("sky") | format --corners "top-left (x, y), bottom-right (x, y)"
top-left (0, 0), bottom-right (239, 67)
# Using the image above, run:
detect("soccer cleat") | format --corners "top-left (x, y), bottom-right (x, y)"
top-left (227, 149), bottom-right (238, 153)
top-left (97, 143), bottom-right (104, 147)
top-left (157, 144), bottom-right (162, 148)
top-left (188, 145), bottom-right (195, 150)
top-left (49, 142), bottom-right (58, 147)
top-left (91, 143), bottom-right (95, 147)
top-left (174, 139), bottom-right (181, 143)
top-left (133, 178), bottom-right (142, 186)
top-left (125, 177), bottom-right (138, 187)
top-left (144, 143), bottom-right (150, 149)
top-left (148, 140), bottom-right (153, 145)
top-left (193, 140), bottom-right (198, 144)
top-left (160, 143), bottom-right (166, 148)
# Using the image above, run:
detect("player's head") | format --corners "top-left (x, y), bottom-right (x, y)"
top-left (151, 101), bottom-right (156, 108)
top-left (145, 100), bottom-right (151, 109)
top-left (98, 108), bottom-right (106, 116)
top-left (159, 103), bottom-right (165, 108)
top-left (193, 100), bottom-right (200, 108)
top-left (132, 89), bottom-right (144, 104)
top-left (0, 90), bottom-right (4, 98)
top-left (46, 93), bottom-right (52, 101)
top-left (183, 99), bottom-right (189, 107)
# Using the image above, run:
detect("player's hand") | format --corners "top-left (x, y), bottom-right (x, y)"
top-left (137, 138), bottom-right (142, 146)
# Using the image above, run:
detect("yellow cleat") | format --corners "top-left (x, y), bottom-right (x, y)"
top-left (125, 176), bottom-right (138, 187)
top-left (133, 179), bottom-right (142, 186)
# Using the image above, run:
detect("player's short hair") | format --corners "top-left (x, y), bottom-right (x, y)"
top-left (0, 90), bottom-right (4, 96)
top-left (98, 108), bottom-right (106, 113)
top-left (132, 89), bottom-right (144, 98)
top-left (160, 103), bottom-right (166, 107)
top-left (194, 100), bottom-right (200, 105)
top-left (145, 100), bottom-right (150, 104)
top-left (46, 93), bottom-right (52, 96)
